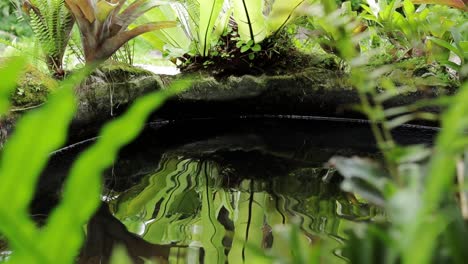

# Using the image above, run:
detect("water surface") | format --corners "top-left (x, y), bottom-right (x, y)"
top-left (28, 118), bottom-right (437, 263)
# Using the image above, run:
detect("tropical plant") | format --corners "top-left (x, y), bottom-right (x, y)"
top-left (331, 81), bottom-right (468, 264)
top-left (0, 57), bottom-right (192, 263)
top-left (0, 0), bottom-right (32, 38)
top-left (64, 0), bottom-right (177, 64)
top-left (304, 1), bottom-right (468, 262)
top-left (412, 0), bottom-right (467, 10)
top-left (136, 3), bottom-right (192, 59)
top-left (21, 0), bottom-right (75, 77)
top-left (427, 20), bottom-right (468, 74)
top-left (137, 0), bottom-right (308, 63)
top-left (360, 0), bottom-right (466, 59)
top-left (231, 0), bottom-right (306, 43)
top-left (137, 0), bottom-right (229, 58)
top-left (194, 0), bottom-right (226, 56)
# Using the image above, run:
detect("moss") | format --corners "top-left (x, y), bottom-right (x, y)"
top-left (11, 64), bottom-right (57, 107)
top-left (94, 61), bottom-right (154, 83)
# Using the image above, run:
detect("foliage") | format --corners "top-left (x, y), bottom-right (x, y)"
top-left (427, 23), bottom-right (468, 73)
top-left (296, 0), bottom-right (466, 80)
top-left (136, 0), bottom-right (229, 58)
top-left (361, 0), bottom-right (466, 57)
top-left (64, 0), bottom-right (177, 64)
top-left (1, 0), bottom-right (468, 262)
top-left (21, 0), bottom-right (74, 77)
top-left (232, 0), bottom-right (305, 43)
top-left (0, 0), bottom-right (32, 37)
top-left (0, 57), bottom-right (192, 263)
top-left (302, 0), bottom-right (468, 262)
top-left (197, 0), bottom-right (226, 56)
top-left (137, 0), bottom-right (306, 67)
top-left (412, 0), bottom-right (467, 10)
top-left (330, 81), bottom-right (468, 263)
top-left (110, 154), bottom-right (371, 263)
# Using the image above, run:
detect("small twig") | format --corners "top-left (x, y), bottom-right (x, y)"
top-left (456, 155), bottom-right (468, 219)
top-left (109, 83), bottom-right (114, 116)
top-left (10, 103), bottom-right (44, 112)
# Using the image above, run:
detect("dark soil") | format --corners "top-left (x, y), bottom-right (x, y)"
top-left (178, 33), bottom-right (339, 79)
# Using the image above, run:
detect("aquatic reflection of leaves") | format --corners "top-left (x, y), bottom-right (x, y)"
top-left (111, 154), bottom-right (383, 263)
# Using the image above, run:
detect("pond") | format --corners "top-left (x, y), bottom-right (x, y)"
top-left (13, 117), bottom-right (437, 263)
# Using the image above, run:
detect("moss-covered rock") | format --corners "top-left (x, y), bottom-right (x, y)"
top-left (1, 62), bottom-right (163, 145)
top-left (72, 63), bottom-right (163, 129)
top-left (156, 61), bottom-right (454, 122)
top-left (1, 54), bottom-right (459, 146)
top-left (11, 64), bottom-right (56, 107)
top-left (93, 61), bottom-right (155, 83)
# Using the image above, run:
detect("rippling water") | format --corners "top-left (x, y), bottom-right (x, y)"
top-left (3, 118), bottom-right (435, 263)
top-left (100, 152), bottom-right (382, 263)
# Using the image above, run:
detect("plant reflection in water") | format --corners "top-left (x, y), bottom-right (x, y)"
top-left (80, 152), bottom-right (383, 263)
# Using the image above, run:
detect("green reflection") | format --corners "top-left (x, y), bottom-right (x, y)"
top-left (109, 153), bottom-right (383, 263)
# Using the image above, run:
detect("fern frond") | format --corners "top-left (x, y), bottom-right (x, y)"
top-left (23, 0), bottom-right (75, 74)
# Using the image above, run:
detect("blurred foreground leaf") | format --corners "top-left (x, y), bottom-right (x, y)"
top-left (0, 57), bottom-right (27, 115)
top-left (0, 55), bottom-right (192, 263)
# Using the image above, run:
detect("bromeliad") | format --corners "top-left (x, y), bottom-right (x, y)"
top-left (65, 0), bottom-right (177, 64)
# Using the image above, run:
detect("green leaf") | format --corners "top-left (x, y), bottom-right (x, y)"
top-left (360, 4), bottom-right (377, 18)
top-left (38, 77), bottom-right (193, 263)
top-left (459, 41), bottom-right (468, 54)
top-left (0, 57), bottom-right (27, 115)
top-left (198, 0), bottom-right (225, 56)
top-left (403, 214), bottom-right (448, 263)
top-left (248, 53), bottom-right (255, 60)
top-left (267, 0), bottom-right (305, 33)
top-left (387, 145), bottom-right (432, 164)
top-left (117, 0), bottom-right (172, 31)
top-left (240, 45), bottom-right (250, 53)
top-left (138, 5), bottom-right (191, 52)
top-left (329, 156), bottom-right (396, 206)
top-left (251, 43), bottom-right (261, 52)
top-left (213, 6), bottom-right (233, 42)
top-left (403, 0), bottom-right (415, 16)
top-left (410, 0), bottom-right (466, 10)
top-left (232, 0), bottom-right (267, 42)
top-left (0, 67), bottom-right (89, 263)
top-left (428, 36), bottom-right (463, 61)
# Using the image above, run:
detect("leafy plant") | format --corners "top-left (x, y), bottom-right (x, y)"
top-left (427, 22), bottom-right (468, 72)
top-left (232, 0), bottom-right (306, 44)
top-left (411, 0), bottom-right (467, 10)
top-left (196, 0), bottom-right (226, 56)
top-left (304, 1), bottom-right (468, 262)
top-left (359, 0), bottom-right (466, 61)
top-left (0, 56), bottom-right (192, 263)
top-left (21, 0), bottom-right (75, 77)
top-left (138, 0), bottom-right (229, 58)
top-left (64, 0), bottom-right (177, 64)
top-left (0, 0), bottom-right (32, 38)
top-left (137, 0), bottom-right (307, 64)
top-left (235, 39), bottom-right (261, 60)
top-left (331, 82), bottom-right (468, 263)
